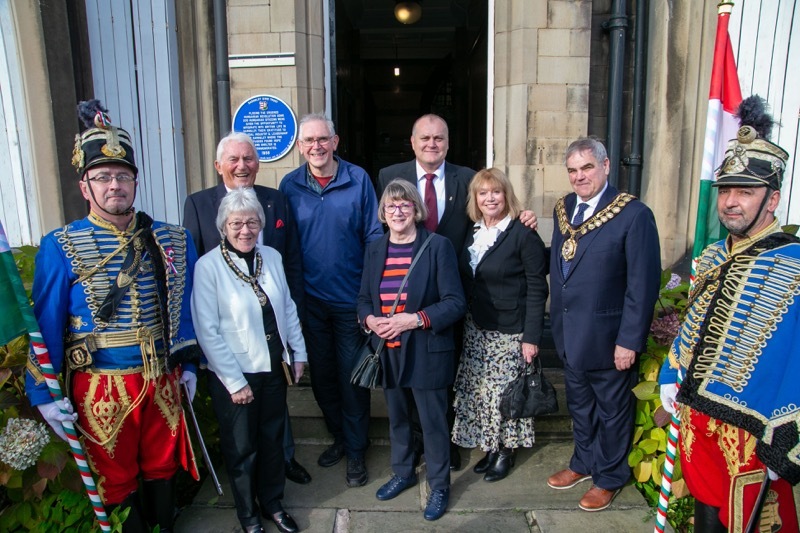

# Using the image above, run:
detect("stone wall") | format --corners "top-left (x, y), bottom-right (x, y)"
top-left (226, 0), bottom-right (326, 188)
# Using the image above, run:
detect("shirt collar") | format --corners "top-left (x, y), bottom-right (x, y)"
top-left (416, 161), bottom-right (445, 181)
top-left (474, 214), bottom-right (512, 232)
top-left (578, 181), bottom-right (609, 211)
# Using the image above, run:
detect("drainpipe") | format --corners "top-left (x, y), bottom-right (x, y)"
top-left (214, 0), bottom-right (231, 136)
top-left (603, 0), bottom-right (627, 187)
top-left (625, 0), bottom-right (648, 197)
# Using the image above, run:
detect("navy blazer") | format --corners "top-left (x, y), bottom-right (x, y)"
top-left (549, 186), bottom-right (661, 370)
top-left (377, 160), bottom-right (475, 255)
top-left (460, 219), bottom-right (549, 345)
top-left (182, 183), bottom-right (305, 319)
top-left (357, 228), bottom-right (467, 389)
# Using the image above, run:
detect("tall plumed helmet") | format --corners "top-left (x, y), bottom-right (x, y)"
top-left (713, 95), bottom-right (788, 190)
top-left (71, 99), bottom-right (138, 177)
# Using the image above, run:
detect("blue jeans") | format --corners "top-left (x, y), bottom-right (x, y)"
top-left (304, 294), bottom-right (370, 458)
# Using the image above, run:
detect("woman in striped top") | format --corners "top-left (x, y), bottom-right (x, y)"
top-left (357, 179), bottom-right (466, 521)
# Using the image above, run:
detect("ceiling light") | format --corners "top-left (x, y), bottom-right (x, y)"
top-left (394, 1), bottom-right (422, 25)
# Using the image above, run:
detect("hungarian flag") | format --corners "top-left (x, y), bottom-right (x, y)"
top-left (692, 4), bottom-right (743, 267)
top-left (0, 221), bottom-right (29, 346)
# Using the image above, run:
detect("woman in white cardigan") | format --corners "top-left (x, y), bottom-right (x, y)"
top-left (191, 187), bottom-right (306, 533)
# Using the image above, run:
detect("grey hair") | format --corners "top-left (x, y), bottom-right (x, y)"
top-left (564, 137), bottom-right (608, 165)
top-left (298, 113), bottom-right (336, 139)
top-left (215, 187), bottom-right (266, 237)
top-left (378, 178), bottom-right (428, 224)
top-left (216, 131), bottom-right (258, 162)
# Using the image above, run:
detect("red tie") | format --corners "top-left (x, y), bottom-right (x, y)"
top-left (424, 173), bottom-right (438, 232)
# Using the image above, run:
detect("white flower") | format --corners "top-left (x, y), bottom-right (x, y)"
top-left (0, 417), bottom-right (50, 471)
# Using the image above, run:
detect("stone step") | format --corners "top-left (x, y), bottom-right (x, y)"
top-left (176, 441), bottom-right (667, 533)
top-left (288, 368), bottom-right (572, 443)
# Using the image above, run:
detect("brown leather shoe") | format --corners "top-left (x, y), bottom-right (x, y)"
top-left (547, 468), bottom-right (591, 490)
top-left (578, 485), bottom-right (620, 511)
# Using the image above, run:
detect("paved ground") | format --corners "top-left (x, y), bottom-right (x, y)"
top-left (175, 440), bottom-right (666, 533)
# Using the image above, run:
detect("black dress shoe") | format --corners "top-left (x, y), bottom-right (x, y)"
top-left (269, 510), bottom-right (299, 533)
top-left (243, 525), bottom-right (265, 533)
top-left (318, 441), bottom-right (345, 467)
top-left (285, 458), bottom-right (312, 484)
top-left (449, 443), bottom-right (462, 471)
top-left (484, 447), bottom-right (515, 482)
top-left (473, 451), bottom-right (498, 474)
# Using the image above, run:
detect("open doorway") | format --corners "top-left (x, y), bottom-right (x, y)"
top-left (334, 0), bottom-right (488, 179)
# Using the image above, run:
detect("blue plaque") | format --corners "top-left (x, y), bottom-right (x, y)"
top-left (232, 95), bottom-right (297, 162)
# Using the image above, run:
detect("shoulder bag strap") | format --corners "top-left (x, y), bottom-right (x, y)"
top-left (373, 232), bottom-right (436, 354)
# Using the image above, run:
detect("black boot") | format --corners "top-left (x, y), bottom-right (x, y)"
top-left (473, 451), bottom-right (499, 474)
top-left (483, 447), bottom-right (515, 482)
top-left (142, 477), bottom-right (176, 532)
top-left (106, 492), bottom-right (148, 533)
top-left (694, 500), bottom-right (726, 533)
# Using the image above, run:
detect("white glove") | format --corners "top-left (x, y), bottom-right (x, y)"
top-left (180, 370), bottom-right (197, 403)
top-left (767, 468), bottom-right (779, 481)
top-left (660, 383), bottom-right (679, 415)
top-left (37, 398), bottom-right (78, 442)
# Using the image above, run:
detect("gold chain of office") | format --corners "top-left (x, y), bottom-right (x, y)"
top-left (220, 241), bottom-right (268, 306)
top-left (555, 193), bottom-right (636, 261)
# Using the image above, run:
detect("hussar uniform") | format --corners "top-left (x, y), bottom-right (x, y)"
top-left (660, 117), bottom-right (799, 531)
top-left (25, 101), bottom-right (199, 531)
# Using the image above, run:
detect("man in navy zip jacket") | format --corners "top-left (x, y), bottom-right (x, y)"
top-left (280, 113), bottom-right (383, 488)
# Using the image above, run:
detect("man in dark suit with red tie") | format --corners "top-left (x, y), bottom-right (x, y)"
top-left (182, 131), bottom-right (311, 485)
top-left (548, 137), bottom-right (661, 512)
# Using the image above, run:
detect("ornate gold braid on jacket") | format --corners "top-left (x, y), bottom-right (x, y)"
top-left (691, 251), bottom-right (800, 393)
top-left (151, 224), bottom-right (189, 346)
top-left (56, 221), bottom-right (191, 445)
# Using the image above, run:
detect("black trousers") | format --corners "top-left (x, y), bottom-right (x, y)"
top-left (385, 386), bottom-right (450, 490)
top-left (563, 362), bottom-right (638, 490)
top-left (208, 370), bottom-right (286, 528)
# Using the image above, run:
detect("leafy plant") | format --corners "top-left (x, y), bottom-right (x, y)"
top-left (0, 246), bottom-right (113, 531)
top-left (629, 270), bottom-right (695, 532)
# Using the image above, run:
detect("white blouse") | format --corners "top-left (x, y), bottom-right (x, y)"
top-left (468, 215), bottom-right (512, 273)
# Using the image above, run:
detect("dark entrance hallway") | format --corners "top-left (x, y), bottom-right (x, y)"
top-left (333, 0), bottom-right (488, 179)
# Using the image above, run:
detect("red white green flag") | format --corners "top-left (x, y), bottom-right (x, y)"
top-left (0, 221), bottom-right (28, 346)
top-left (692, 3), bottom-right (743, 270)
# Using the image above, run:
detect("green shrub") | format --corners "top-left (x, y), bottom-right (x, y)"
top-left (630, 270), bottom-right (695, 532)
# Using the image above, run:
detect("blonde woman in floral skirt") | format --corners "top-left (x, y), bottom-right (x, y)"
top-left (452, 168), bottom-right (549, 482)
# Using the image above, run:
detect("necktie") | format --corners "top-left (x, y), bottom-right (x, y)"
top-left (561, 202), bottom-right (589, 278)
top-left (423, 173), bottom-right (438, 232)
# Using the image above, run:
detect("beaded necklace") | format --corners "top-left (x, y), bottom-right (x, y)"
top-left (220, 240), bottom-right (267, 306)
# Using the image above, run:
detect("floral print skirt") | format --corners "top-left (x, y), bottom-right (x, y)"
top-left (452, 315), bottom-right (535, 452)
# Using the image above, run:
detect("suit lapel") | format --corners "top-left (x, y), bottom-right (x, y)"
top-left (403, 229), bottom-right (430, 314)
top-left (475, 220), bottom-right (512, 271)
top-left (258, 188), bottom-right (276, 246)
top-left (439, 163), bottom-right (458, 227)
top-left (371, 234), bottom-right (390, 310)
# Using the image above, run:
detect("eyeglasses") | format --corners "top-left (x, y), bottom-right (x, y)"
top-left (384, 203), bottom-right (415, 214)
top-left (86, 174), bottom-right (137, 184)
top-left (227, 219), bottom-right (262, 231)
top-left (299, 136), bottom-right (332, 147)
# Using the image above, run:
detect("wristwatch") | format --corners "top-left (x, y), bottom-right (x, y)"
top-left (416, 313), bottom-right (424, 329)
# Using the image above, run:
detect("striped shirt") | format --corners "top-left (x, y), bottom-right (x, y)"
top-left (380, 242), bottom-right (413, 348)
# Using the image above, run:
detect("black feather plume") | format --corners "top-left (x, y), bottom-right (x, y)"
top-left (76, 99), bottom-right (108, 129)
top-left (736, 95), bottom-right (774, 139)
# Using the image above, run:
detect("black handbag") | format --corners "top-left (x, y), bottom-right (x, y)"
top-left (498, 357), bottom-right (559, 419)
top-left (350, 234), bottom-right (435, 389)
